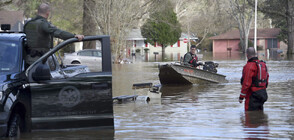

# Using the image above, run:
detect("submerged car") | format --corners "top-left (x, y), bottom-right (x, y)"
top-left (0, 24), bottom-right (113, 137)
top-left (63, 49), bottom-right (102, 72)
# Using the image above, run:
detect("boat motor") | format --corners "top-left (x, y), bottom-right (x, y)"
top-left (203, 61), bottom-right (218, 73)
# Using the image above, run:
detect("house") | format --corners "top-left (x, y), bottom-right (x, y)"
top-left (126, 29), bottom-right (198, 58)
top-left (0, 10), bottom-right (24, 32)
top-left (209, 28), bottom-right (287, 55)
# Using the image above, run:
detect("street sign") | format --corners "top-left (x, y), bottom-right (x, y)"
top-left (183, 38), bottom-right (188, 43)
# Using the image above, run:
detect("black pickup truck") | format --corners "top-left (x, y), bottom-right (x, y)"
top-left (0, 25), bottom-right (113, 137)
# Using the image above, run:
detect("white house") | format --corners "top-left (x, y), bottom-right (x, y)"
top-left (126, 29), bottom-right (198, 58)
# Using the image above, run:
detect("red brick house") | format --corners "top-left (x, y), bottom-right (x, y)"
top-left (209, 28), bottom-right (287, 54)
top-left (0, 10), bottom-right (24, 32)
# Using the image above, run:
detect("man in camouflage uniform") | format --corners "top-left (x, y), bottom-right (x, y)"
top-left (183, 45), bottom-right (202, 67)
top-left (24, 3), bottom-right (84, 65)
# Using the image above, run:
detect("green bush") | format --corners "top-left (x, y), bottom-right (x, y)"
top-left (239, 40), bottom-right (254, 51)
top-left (257, 45), bottom-right (263, 50)
top-left (144, 48), bottom-right (149, 52)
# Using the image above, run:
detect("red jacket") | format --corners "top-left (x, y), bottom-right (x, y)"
top-left (240, 57), bottom-right (269, 99)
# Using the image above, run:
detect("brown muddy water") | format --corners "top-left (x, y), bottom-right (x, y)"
top-left (8, 53), bottom-right (294, 139)
top-left (112, 59), bottom-right (294, 139)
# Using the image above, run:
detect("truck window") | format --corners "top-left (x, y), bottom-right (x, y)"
top-left (0, 41), bottom-right (20, 73)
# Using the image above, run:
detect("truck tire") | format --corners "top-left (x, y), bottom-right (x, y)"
top-left (7, 114), bottom-right (21, 137)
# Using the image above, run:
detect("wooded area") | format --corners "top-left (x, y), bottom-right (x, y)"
top-left (1, 0), bottom-right (293, 60)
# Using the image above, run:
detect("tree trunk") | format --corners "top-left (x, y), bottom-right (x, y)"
top-left (239, 29), bottom-right (245, 52)
top-left (287, 0), bottom-right (294, 54)
top-left (287, 17), bottom-right (294, 54)
top-left (83, 0), bottom-right (96, 49)
top-left (229, 0), bottom-right (253, 53)
top-left (162, 44), bottom-right (166, 61)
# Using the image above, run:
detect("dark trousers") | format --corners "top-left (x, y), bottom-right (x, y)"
top-left (248, 89), bottom-right (268, 111)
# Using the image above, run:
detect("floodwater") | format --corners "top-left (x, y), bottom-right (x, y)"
top-left (7, 52), bottom-right (294, 139)
top-left (112, 52), bottom-right (294, 139)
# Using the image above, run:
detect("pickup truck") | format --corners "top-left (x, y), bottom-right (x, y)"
top-left (0, 25), bottom-right (113, 137)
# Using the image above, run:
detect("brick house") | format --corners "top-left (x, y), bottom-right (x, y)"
top-left (0, 10), bottom-right (24, 32)
top-left (209, 28), bottom-right (287, 54)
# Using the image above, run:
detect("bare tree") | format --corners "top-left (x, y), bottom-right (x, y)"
top-left (0, 0), bottom-right (13, 9)
top-left (84, 0), bottom-right (157, 62)
top-left (83, 0), bottom-right (96, 49)
top-left (171, 0), bottom-right (199, 21)
top-left (171, 0), bottom-right (236, 49)
top-left (226, 0), bottom-right (254, 52)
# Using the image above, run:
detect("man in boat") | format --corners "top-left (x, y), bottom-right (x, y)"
top-left (24, 3), bottom-right (84, 66)
top-left (239, 47), bottom-right (269, 111)
top-left (183, 45), bottom-right (202, 67)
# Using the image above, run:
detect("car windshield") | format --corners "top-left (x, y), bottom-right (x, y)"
top-left (0, 41), bottom-right (20, 74)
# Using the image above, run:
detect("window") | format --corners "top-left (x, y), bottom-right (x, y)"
top-left (78, 51), bottom-right (92, 56)
top-left (93, 51), bottom-right (102, 57)
top-left (267, 38), bottom-right (278, 49)
top-left (47, 56), bottom-right (57, 71)
top-left (0, 41), bottom-right (20, 73)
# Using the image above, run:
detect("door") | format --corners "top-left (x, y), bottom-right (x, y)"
top-left (29, 69), bottom-right (113, 130)
top-left (28, 37), bottom-right (113, 130)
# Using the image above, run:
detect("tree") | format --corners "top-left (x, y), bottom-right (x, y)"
top-left (2, 0), bottom-right (82, 34)
top-left (4, 0), bottom-right (83, 54)
top-left (84, 0), bottom-right (157, 62)
top-left (0, 0), bottom-right (13, 9)
top-left (248, 0), bottom-right (294, 54)
top-left (83, 0), bottom-right (96, 49)
top-left (226, 0), bottom-right (254, 52)
top-left (141, 3), bottom-right (181, 58)
top-left (171, 0), bottom-right (238, 51)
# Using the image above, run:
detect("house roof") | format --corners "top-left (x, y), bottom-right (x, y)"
top-left (126, 29), bottom-right (198, 41)
top-left (209, 28), bottom-right (281, 40)
top-left (179, 33), bottom-right (198, 40)
top-left (0, 10), bottom-right (24, 31)
top-left (126, 29), bottom-right (145, 40)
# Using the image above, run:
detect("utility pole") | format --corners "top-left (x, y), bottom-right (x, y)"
top-left (187, 22), bottom-right (190, 53)
top-left (254, 0), bottom-right (258, 52)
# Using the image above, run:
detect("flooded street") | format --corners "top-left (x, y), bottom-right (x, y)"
top-left (113, 54), bottom-right (294, 139)
top-left (8, 53), bottom-right (294, 139)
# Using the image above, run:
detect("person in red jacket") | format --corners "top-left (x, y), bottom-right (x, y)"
top-left (239, 47), bottom-right (269, 111)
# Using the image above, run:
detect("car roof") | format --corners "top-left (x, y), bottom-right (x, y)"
top-left (78, 49), bottom-right (101, 52)
top-left (0, 33), bottom-right (25, 41)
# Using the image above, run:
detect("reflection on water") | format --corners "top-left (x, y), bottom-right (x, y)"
top-left (240, 111), bottom-right (269, 139)
top-left (20, 129), bottom-right (114, 139)
top-left (113, 53), bottom-right (294, 139)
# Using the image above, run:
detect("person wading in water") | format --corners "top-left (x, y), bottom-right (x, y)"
top-left (239, 47), bottom-right (269, 111)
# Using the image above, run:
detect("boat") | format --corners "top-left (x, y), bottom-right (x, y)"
top-left (158, 62), bottom-right (227, 85)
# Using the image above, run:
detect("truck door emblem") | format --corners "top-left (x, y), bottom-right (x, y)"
top-left (59, 86), bottom-right (81, 107)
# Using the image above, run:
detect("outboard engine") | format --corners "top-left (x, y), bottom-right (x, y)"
top-left (203, 61), bottom-right (218, 73)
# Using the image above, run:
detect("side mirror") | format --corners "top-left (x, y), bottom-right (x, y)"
top-left (32, 63), bottom-right (51, 81)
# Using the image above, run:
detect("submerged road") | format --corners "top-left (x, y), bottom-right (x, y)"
top-left (113, 59), bottom-right (294, 139)
top-left (18, 54), bottom-right (294, 139)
